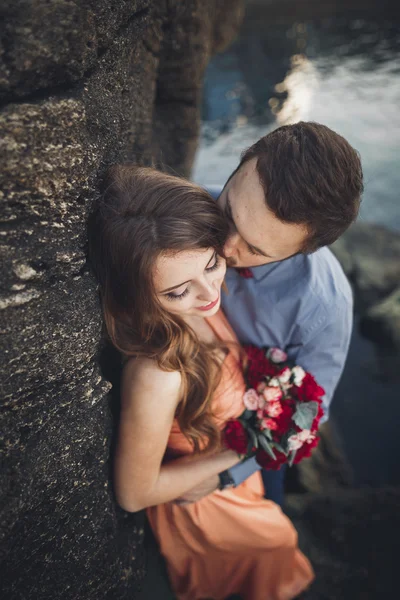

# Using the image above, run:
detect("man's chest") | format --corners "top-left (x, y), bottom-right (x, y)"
top-left (221, 283), bottom-right (305, 349)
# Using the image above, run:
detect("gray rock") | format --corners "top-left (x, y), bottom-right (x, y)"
top-left (360, 287), bottom-right (400, 372)
top-left (0, 1), bottom-right (245, 599)
top-left (0, 0), bottom-right (151, 100)
top-left (331, 222), bottom-right (400, 360)
top-left (331, 222), bottom-right (400, 311)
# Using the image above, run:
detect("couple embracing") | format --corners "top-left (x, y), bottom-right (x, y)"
top-left (88, 121), bottom-right (363, 600)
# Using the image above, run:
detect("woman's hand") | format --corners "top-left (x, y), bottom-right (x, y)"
top-left (173, 474), bottom-right (220, 505)
top-left (173, 448), bottom-right (241, 505)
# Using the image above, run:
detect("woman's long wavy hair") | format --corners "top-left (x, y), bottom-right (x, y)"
top-left (88, 165), bottom-right (230, 453)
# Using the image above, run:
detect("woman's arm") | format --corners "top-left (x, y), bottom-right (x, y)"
top-left (114, 357), bottom-right (240, 512)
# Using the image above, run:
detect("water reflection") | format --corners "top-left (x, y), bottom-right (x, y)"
top-left (273, 54), bottom-right (319, 124)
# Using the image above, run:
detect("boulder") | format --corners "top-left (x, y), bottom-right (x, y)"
top-left (331, 222), bottom-right (400, 312)
top-left (360, 286), bottom-right (400, 372)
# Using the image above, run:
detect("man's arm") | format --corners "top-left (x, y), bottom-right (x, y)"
top-left (288, 297), bottom-right (353, 422)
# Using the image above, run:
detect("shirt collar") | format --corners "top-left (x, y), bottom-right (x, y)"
top-left (250, 252), bottom-right (304, 282)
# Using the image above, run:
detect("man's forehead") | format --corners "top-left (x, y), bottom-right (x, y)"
top-left (228, 160), bottom-right (308, 255)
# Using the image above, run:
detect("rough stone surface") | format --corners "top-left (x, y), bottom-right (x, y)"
top-left (150, 0), bottom-right (245, 176)
top-left (0, 2), bottom-right (244, 599)
top-left (0, 0), bottom-right (151, 101)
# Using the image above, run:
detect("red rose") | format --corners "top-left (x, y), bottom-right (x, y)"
top-left (311, 403), bottom-right (324, 432)
top-left (255, 448), bottom-right (287, 471)
top-left (293, 372), bottom-right (325, 402)
top-left (223, 420), bottom-right (248, 455)
top-left (243, 345), bottom-right (279, 389)
top-left (272, 403), bottom-right (295, 436)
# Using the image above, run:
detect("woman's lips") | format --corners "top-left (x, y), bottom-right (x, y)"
top-left (196, 294), bottom-right (220, 311)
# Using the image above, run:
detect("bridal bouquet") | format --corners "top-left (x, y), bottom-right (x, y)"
top-left (223, 346), bottom-right (325, 470)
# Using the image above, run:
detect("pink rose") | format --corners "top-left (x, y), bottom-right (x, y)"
top-left (300, 429), bottom-right (316, 443)
top-left (287, 430), bottom-right (316, 451)
top-left (268, 347), bottom-right (288, 363)
top-left (260, 417), bottom-right (278, 431)
top-left (265, 399), bottom-right (283, 418)
top-left (298, 429), bottom-right (311, 443)
top-left (288, 433), bottom-right (305, 451)
top-left (258, 395), bottom-right (266, 410)
top-left (263, 386), bottom-right (283, 403)
top-left (243, 388), bottom-right (259, 411)
top-left (257, 381), bottom-right (266, 393)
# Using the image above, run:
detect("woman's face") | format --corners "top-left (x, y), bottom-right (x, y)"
top-left (154, 248), bottom-right (226, 318)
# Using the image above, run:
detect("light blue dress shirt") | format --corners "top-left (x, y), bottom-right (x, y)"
top-left (205, 185), bottom-right (354, 485)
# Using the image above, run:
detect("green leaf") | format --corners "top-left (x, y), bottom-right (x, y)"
top-left (261, 428), bottom-right (273, 441)
top-left (272, 442), bottom-right (288, 457)
top-left (241, 409), bottom-right (255, 421)
top-left (248, 428), bottom-right (258, 449)
top-left (288, 449), bottom-right (297, 467)
top-left (257, 433), bottom-right (276, 460)
top-left (292, 401), bottom-right (319, 430)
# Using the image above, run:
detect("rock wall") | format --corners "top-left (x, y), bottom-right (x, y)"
top-left (0, 2), bottom-right (244, 599)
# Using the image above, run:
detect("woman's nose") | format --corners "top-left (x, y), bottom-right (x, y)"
top-left (198, 278), bottom-right (217, 301)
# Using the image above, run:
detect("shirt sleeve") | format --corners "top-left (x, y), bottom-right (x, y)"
top-left (287, 295), bottom-right (353, 422)
top-left (228, 456), bottom-right (261, 486)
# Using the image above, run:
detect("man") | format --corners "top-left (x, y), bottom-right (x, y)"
top-left (177, 121), bottom-right (363, 506)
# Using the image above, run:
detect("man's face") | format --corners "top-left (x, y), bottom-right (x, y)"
top-left (217, 158), bottom-right (308, 268)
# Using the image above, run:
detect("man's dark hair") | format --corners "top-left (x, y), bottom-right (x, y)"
top-left (239, 121), bottom-right (363, 252)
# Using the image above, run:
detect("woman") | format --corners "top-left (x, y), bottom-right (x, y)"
top-left (88, 165), bottom-right (314, 600)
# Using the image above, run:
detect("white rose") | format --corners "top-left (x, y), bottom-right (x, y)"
top-left (277, 367), bottom-right (291, 384)
top-left (292, 366), bottom-right (306, 386)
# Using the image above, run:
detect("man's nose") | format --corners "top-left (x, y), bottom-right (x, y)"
top-left (224, 234), bottom-right (239, 257)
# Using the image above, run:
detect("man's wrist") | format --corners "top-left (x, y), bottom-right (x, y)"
top-left (218, 469), bottom-right (235, 490)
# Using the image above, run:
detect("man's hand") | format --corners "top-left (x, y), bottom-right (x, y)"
top-left (173, 474), bottom-right (219, 505)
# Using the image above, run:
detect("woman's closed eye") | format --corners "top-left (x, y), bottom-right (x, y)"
top-left (165, 253), bottom-right (220, 301)
top-left (165, 287), bottom-right (190, 301)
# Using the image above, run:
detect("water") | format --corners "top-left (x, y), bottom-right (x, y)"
top-left (194, 3), bottom-right (400, 486)
top-left (194, 7), bottom-right (400, 231)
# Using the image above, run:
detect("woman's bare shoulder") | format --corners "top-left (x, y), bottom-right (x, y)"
top-left (121, 356), bottom-right (182, 410)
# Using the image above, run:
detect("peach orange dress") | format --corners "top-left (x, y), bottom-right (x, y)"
top-left (147, 310), bottom-right (314, 600)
